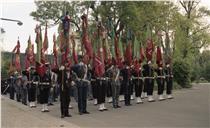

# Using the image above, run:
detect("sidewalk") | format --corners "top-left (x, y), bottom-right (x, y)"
top-left (1, 83), bottom-right (210, 128)
top-left (1, 96), bottom-right (80, 128)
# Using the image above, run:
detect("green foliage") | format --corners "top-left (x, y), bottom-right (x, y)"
top-left (173, 59), bottom-right (191, 88)
top-left (202, 62), bottom-right (210, 82)
top-left (30, 1), bottom-right (210, 86)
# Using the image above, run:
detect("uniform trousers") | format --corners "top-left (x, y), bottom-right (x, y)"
top-left (145, 78), bottom-right (154, 95)
top-left (133, 79), bottom-right (143, 97)
top-left (60, 87), bottom-right (70, 116)
top-left (96, 79), bottom-right (106, 104)
top-left (156, 78), bottom-right (165, 95)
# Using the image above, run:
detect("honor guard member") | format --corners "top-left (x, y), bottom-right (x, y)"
top-left (132, 59), bottom-right (144, 104)
top-left (143, 61), bottom-right (155, 102)
top-left (9, 75), bottom-right (15, 100)
top-left (21, 70), bottom-right (28, 105)
top-left (53, 65), bottom-right (71, 118)
top-left (91, 67), bottom-right (98, 105)
top-left (121, 61), bottom-right (132, 106)
top-left (15, 73), bottom-right (22, 102)
top-left (165, 61), bottom-right (174, 99)
top-left (105, 60), bottom-right (113, 103)
top-left (108, 59), bottom-right (121, 108)
top-left (71, 61), bottom-right (90, 115)
top-left (28, 66), bottom-right (38, 107)
top-left (38, 62), bottom-right (51, 112)
top-left (155, 61), bottom-right (166, 101)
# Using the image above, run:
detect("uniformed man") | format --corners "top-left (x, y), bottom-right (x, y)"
top-left (165, 62), bottom-right (174, 99)
top-left (91, 67), bottom-right (98, 105)
top-left (9, 75), bottom-right (15, 100)
top-left (27, 67), bottom-right (38, 107)
top-left (21, 70), bottom-right (28, 105)
top-left (143, 61), bottom-right (155, 102)
top-left (15, 74), bottom-right (22, 102)
top-left (71, 61), bottom-right (90, 115)
top-left (38, 63), bottom-right (51, 112)
top-left (155, 62), bottom-right (166, 101)
top-left (53, 65), bottom-right (71, 118)
top-left (121, 61), bottom-right (132, 106)
top-left (132, 59), bottom-right (144, 104)
top-left (108, 60), bottom-right (121, 108)
top-left (105, 62), bottom-right (113, 103)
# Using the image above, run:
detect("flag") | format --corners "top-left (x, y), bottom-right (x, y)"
top-left (156, 46), bottom-right (163, 67)
top-left (139, 46), bottom-right (145, 63)
top-left (108, 18), bottom-right (116, 59)
top-left (145, 24), bottom-right (154, 62)
top-left (52, 34), bottom-right (58, 69)
top-left (31, 44), bottom-right (35, 65)
top-left (145, 39), bottom-right (154, 62)
top-left (43, 23), bottom-right (48, 52)
top-left (124, 41), bottom-right (132, 66)
top-left (93, 55), bottom-right (105, 77)
top-left (81, 14), bottom-right (93, 59)
top-left (35, 25), bottom-right (42, 63)
top-left (114, 36), bottom-right (120, 60)
top-left (36, 62), bottom-right (46, 77)
top-left (71, 35), bottom-right (78, 64)
top-left (133, 37), bottom-right (140, 59)
top-left (12, 39), bottom-right (21, 72)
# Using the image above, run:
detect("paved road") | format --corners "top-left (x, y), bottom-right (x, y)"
top-left (1, 83), bottom-right (210, 128)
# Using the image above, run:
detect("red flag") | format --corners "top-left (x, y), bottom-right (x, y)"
top-left (145, 39), bottom-right (154, 62)
top-left (31, 44), bottom-right (35, 65)
top-left (43, 23), bottom-right (48, 52)
top-left (12, 40), bottom-right (21, 72)
top-left (124, 41), bottom-right (132, 66)
top-left (41, 48), bottom-right (46, 64)
top-left (133, 58), bottom-right (140, 76)
top-left (52, 34), bottom-right (58, 69)
top-left (156, 46), bottom-right (163, 67)
top-left (81, 14), bottom-right (93, 59)
top-left (139, 47), bottom-right (145, 63)
top-left (36, 62), bottom-right (46, 77)
top-left (71, 35), bottom-right (78, 64)
top-left (93, 55), bottom-right (105, 77)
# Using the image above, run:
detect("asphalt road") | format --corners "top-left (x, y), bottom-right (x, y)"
top-left (1, 83), bottom-right (210, 128)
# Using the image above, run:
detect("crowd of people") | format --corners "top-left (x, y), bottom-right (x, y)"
top-left (2, 58), bottom-right (174, 118)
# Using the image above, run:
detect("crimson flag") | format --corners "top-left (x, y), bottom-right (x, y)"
top-left (124, 41), bottom-right (132, 66)
top-left (145, 39), bottom-right (154, 62)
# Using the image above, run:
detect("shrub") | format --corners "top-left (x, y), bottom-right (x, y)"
top-left (173, 59), bottom-right (191, 88)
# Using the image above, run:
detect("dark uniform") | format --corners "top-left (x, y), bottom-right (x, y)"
top-left (91, 69), bottom-right (98, 105)
top-left (21, 74), bottom-right (28, 105)
top-left (96, 76), bottom-right (107, 111)
top-left (105, 65), bottom-right (112, 103)
top-left (165, 64), bottom-right (174, 99)
top-left (9, 76), bottom-right (15, 100)
top-left (54, 67), bottom-right (71, 118)
top-left (39, 72), bottom-right (51, 112)
top-left (155, 67), bottom-right (165, 100)
top-left (132, 65), bottom-right (144, 103)
top-left (143, 63), bottom-right (155, 102)
top-left (28, 72), bottom-right (39, 107)
top-left (121, 66), bottom-right (132, 106)
top-left (58, 68), bottom-right (71, 117)
top-left (15, 76), bottom-right (22, 102)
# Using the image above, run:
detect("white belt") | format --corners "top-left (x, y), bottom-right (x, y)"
top-left (144, 77), bottom-right (155, 79)
top-left (40, 82), bottom-right (50, 85)
top-left (156, 76), bottom-right (165, 79)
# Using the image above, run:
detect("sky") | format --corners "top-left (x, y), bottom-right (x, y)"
top-left (1, 0), bottom-right (210, 54)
